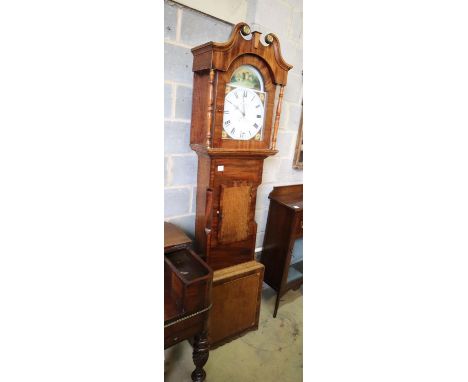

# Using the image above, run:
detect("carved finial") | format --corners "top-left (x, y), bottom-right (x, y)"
top-left (240, 24), bottom-right (251, 36)
top-left (264, 33), bottom-right (274, 45)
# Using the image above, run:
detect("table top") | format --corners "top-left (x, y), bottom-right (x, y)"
top-left (268, 184), bottom-right (303, 211)
top-left (164, 222), bottom-right (191, 250)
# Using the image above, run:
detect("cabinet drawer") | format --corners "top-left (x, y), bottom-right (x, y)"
top-left (164, 313), bottom-right (206, 349)
top-left (293, 211), bottom-right (303, 238)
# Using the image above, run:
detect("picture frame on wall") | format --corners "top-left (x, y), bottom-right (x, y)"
top-left (293, 109), bottom-right (303, 169)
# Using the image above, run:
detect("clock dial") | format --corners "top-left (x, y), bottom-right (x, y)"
top-left (222, 86), bottom-right (265, 140)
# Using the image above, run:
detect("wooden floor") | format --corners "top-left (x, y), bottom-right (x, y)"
top-left (164, 285), bottom-right (303, 382)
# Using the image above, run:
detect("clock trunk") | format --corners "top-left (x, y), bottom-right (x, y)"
top-left (194, 154), bottom-right (264, 270)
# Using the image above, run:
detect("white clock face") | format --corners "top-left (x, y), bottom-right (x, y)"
top-left (222, 86), bottom-right (265, 140)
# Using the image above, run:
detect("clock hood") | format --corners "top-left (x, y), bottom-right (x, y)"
top-left (191, 22), bottom-right (292, 86)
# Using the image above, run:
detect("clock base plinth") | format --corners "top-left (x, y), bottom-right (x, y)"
top-left (208, 260), bottom-right (264, 348)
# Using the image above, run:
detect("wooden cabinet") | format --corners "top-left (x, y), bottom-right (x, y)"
top-left (164, 222), bottom-right (213, 382)
top-left (260, 185), bottom-right (303, 317)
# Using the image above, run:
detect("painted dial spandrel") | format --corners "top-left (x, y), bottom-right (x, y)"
top-left (222, 86), bottom-right (265, 140)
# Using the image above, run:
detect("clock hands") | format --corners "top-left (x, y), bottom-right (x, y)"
top-left (225, 89), bottom-right (262, 138)
top-left (226, 99), bottom-right (244, 117)
top-left (241, 96), bottom-right (260, 126)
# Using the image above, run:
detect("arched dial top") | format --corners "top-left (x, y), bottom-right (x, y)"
top-left (230, 65), bottom-right (264, 91)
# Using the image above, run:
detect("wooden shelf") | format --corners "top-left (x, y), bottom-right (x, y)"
top-left (287, 261), bottom-right (303, 284)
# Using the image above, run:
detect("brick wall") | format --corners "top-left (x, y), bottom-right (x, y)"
top-left (164, 0), bottom-right (303, 249)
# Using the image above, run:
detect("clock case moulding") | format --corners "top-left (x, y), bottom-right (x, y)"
top-left (189, 22), bottom-right (292, 271)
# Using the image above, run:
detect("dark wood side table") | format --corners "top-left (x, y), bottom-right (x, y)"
top-left (260, 184), bottom-right (303, 317)
top-left (164, 222), bottom-right (213, 382)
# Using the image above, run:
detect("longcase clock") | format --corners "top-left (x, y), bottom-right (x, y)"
top-left (190, 23), bottom-right (292, 271)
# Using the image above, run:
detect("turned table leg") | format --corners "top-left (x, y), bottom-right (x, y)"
top-left (191, 330), bottom-right (209, 382)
